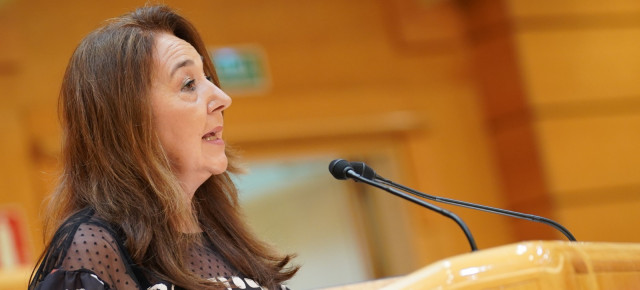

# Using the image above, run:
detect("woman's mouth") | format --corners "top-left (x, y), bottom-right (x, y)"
top-left (202, 133), bottom-right (217, 141)
top-left (202, 126), bottom-right (224, 143)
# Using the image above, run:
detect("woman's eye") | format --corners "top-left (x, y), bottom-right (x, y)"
top-left (181, 79), bottom-right (196, 92)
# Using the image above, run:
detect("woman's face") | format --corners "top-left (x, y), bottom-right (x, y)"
top-left (149, 32), bottom-right (232, 195)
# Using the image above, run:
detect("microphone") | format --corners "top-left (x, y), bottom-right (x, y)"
top-left (349, 161), bottom-right (577, 241)
top-left (329, 159), bottom-right (478, 252)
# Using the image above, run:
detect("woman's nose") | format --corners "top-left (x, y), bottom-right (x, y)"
top-left (206, 84), bottom-right (232, 114)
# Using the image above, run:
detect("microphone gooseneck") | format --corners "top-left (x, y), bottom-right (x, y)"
top-left (329, 159), bottom-right (478, 252)
top-left (350, 161), bottom-right (577, 242)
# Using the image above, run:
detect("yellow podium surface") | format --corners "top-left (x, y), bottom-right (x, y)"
top-left (383, 241), bottom-right (640, 289)
top-left (328, 241), bottom-right (640, 289)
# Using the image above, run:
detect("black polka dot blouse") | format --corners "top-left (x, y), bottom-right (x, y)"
top-left (30, 208), bottom-right (291, 290)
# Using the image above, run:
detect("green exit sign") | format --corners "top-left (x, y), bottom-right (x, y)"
top-left (209, 45), bottom-right (270, 95)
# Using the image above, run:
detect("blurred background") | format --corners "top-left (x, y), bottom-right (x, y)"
top-left (1, 0), bottom-right (640, 289)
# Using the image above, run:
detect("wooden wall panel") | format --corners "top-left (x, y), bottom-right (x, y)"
top-left (557, 199), bottom-right (640, 242)
top-left (536, 115), bottom-right (640, 193)
top-left (509, 0), bottom-right (640, 16)
top-left (517, 28), bottom-right (640, 104)
top-left (465, 0), bottom-right (558, 241)
top-left (0, 109), bottom-right (41, 260)
top-left (0, 0), bottom-right (41, 260)
top-left (510, 0), bottom-right (640, 243)
top-left (404, 83), bottom-right (514, 255)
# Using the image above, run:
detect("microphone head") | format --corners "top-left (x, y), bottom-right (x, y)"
top-left (350, 162), bottom-right (376, 180)
top-left (329, 159), bottom-right (353, 180)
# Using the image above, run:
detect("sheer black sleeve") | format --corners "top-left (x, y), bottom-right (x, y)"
top-left (54, 222), bottom-right (139, 289)
top-left (30, 209), bottom-right (143, 290)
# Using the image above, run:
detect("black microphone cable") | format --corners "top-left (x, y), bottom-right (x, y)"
top-left (349, 161), bottom-right (577, 241)
top-left (329, 159), bottom-right (478, 252)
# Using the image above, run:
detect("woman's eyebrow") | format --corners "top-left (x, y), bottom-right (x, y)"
top-left (170, 59), bottom-right (194, 78)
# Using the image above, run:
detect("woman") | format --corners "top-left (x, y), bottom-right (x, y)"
top-left (29, 5), bottom-right (298, 290)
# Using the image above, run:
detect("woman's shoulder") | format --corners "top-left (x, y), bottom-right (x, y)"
top-left (37, 208), bottom-right (124, 269)
top-left (30, 208), bottom-right (143, 289)
top-left (58, 221), bottom-right (140, 288)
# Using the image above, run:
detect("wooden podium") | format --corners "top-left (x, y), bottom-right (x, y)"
top-left (328, 241), bottom-right (640, 289)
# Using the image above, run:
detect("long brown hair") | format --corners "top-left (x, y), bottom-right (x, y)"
top-left (32, 5), bottom-right (297, 289)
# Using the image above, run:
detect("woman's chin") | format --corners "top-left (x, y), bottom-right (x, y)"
top-left (207, 160), bottom-right (229, 176)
